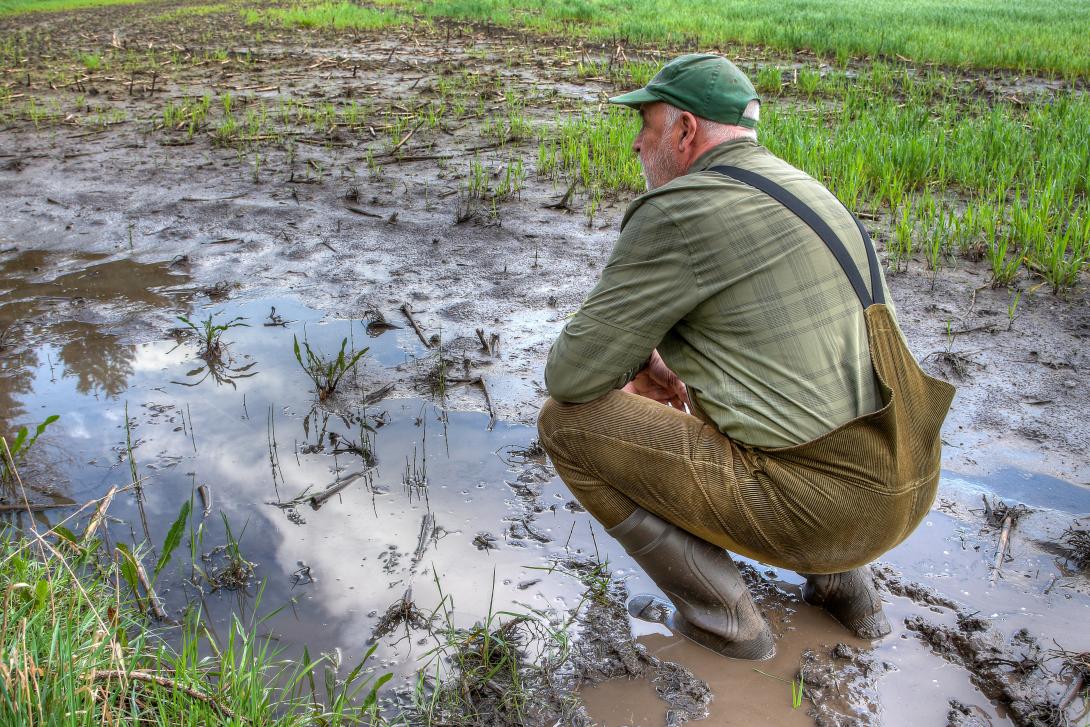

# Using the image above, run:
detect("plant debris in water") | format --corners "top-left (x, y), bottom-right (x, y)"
top-left (980, 495), bottom-right (1033, 528)
top-left (370, 588), bottom-right (435, 644)
top-left (202, 543), bottom-right (256, 591)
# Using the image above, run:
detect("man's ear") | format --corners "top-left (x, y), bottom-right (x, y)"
top-left (677, 111), bottom-right (699, 151)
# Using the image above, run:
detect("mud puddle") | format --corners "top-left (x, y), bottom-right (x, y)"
top-left (1, 11), bottom-right (1089, 718)
top-left (581, 471), bottom-right (1090, 726)
top-left (0, 254), bottom-right (636, 700)
top-left (3, 249), bottom-right (1090, 724)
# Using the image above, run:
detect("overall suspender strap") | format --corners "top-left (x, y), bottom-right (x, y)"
top-left (708, 165), bottom-right (885, 309)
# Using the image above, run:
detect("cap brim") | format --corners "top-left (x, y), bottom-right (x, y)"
top-left (607, 88), bottom-right (660, 107)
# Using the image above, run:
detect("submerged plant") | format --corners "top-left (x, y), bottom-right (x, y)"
top-left (202, 512), bottom-right (256, 591)
top-left (293, 334), bottom-right (368, 402)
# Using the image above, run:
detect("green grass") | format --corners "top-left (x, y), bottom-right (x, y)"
top-left (533, 62), bottom-right (1088, 291)
top-left (375, 0), bottom-right (1090, 78)
top-left (7, 0), bottom-right (1090, 77)
top-left (244, 2), bottom-right (410, 30)
top-left (153, 2), bottom-right (231, 21)
top-left (537, 105), bottom-right (645, 194)
top-left (0, 0), bottom-right (148, 15)
top-left (0, 507), bottom-right (389, 726)
top-left (759, 83), bottom-right (1089, 291)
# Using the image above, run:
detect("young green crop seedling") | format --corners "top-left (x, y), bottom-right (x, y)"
top-left (175, 313), bottom-right (255, 388)
top-left (293, 334), bottom-right (368, 402)
top-left (178, 312), bottom-right (247, 362)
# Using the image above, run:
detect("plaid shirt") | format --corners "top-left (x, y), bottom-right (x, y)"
top-left (544, 138), bottom-right (896, 448)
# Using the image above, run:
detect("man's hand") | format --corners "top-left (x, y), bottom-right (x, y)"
top-left (622, 349), bottom-right (688, 411)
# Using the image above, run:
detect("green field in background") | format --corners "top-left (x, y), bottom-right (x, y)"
top-left (377, 0), bottom-right (1090, 77)
top-left (5, 0), bottom-right (1090, 77)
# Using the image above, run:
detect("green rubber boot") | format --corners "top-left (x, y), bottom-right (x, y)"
top-left (607, 508), bottom-right (774, 661)
top-left (801, 567), bottom-right (891, 639)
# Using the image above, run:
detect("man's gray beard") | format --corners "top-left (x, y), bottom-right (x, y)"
top-left (640, 134), bottom-right (682, 191)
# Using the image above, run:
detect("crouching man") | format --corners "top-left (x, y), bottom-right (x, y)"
top-left (538, 54), bottom-right (954, 660)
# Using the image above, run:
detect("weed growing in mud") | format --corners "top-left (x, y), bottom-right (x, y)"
top-left (78, 52), bottom-right (102, 72)
top-left (792, 672), bottom-right (805, 709)
top-left (175, 313), bottom-right (256, 388)
top-left (482, 94), bottom-right (533, 146)
top-left (201, 512), bottom-right (255, 591)
top-left (403, 442), bottom-right (428, 502)
top-left (411, 571), bottom-right (575, 726)
top-left (754, 667), bottom-right (807, 711)
top-left (466, 156), bottom-right (488, 199)
top-left (293, 333), bottom-right (368, 402)
top-left (795, 67), bottom-right (821, 96)
top-left (0, 414), bottom-right (59, 485)
top-left (538, 107), bottom-right (644, 198)
top-left (178, 311), bottom-right (247, 362)
top-left (1007, 290), bottom-right (1023, 330)
top-left (495, 159), bottom-right (526, 200)
top-left (986, 215), bottom-right (1023, 287)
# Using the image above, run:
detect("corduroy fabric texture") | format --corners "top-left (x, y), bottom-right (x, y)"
top-left (538, 303), bottom-right (955, 574)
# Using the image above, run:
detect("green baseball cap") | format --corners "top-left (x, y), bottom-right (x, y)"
top-left (609, 53), bottom-right (760, 128)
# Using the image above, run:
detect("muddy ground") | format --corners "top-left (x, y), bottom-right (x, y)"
top-left (2, 3), bottom-right (1089, 725)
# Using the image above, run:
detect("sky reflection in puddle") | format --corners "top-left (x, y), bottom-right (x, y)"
top-left (3, 292), bottom-right (607, 693)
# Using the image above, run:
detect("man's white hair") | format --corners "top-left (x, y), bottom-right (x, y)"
top-left (662, 100), bottom-right (760, 142)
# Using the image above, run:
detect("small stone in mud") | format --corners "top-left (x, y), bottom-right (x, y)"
top-left (564, 499), bottom-right (586, 513)
top-left (832, 642), bottom-right (856, 659)
top-left (517, 578), bottom-right (541, 590)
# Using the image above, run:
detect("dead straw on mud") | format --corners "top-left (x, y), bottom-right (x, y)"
top-left (979, 496), bottom-right (1033, 583)
top-left (1039, 647), bottom-right (1090, 726)
top-left (1060, 522), bottom-right (1090, 571)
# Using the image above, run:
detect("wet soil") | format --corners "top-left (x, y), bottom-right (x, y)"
top-left (2, 4), bottom-right (1090, 725)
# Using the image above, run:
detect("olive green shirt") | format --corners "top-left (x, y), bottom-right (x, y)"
top-left (544, 138), bottom-right (896, 448)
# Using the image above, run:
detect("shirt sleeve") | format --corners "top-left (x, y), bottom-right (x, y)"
top-left (544, 199), bottom-right (703, 403)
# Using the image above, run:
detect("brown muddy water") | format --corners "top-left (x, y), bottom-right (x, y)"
top-left (3, 248), bottom-right (1090, 725)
